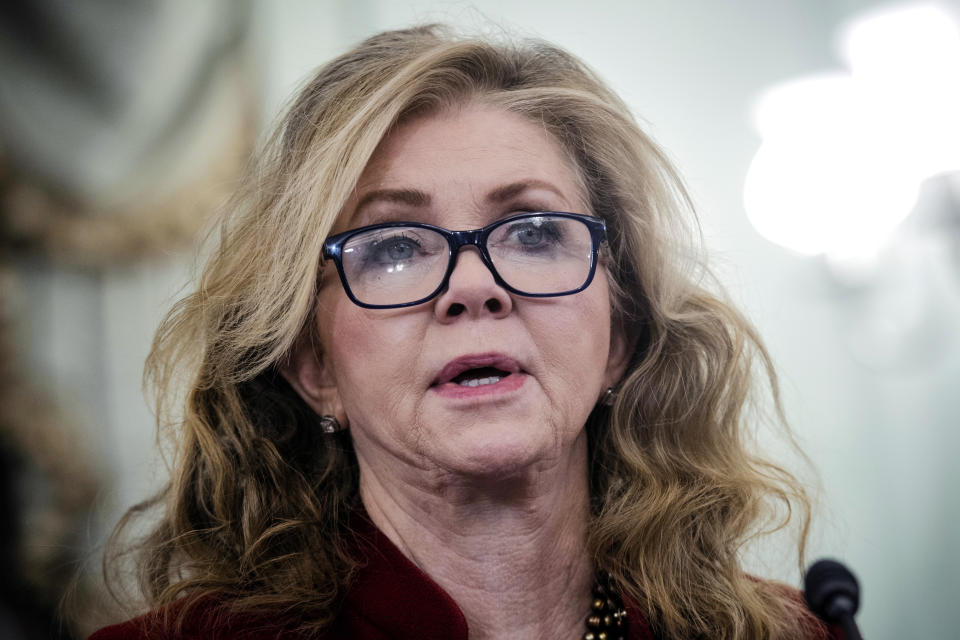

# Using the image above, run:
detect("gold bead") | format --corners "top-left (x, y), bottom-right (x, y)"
top-left (597, 633), bottom-right (608, 640)
top-left (603, 615), bottom-right (613, 626)
top-left (587, 615), bottom-right (602, 629)
top-left (592, 598), bottom-right (605, 611)
top-left (583, 634), bottom-right (597, 640)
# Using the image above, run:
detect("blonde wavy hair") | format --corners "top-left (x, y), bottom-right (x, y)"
top-left (109, 24), bottom-right (820, 640)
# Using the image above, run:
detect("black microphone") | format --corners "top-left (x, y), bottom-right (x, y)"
top-left (803, 559), bottom-right (862, 640)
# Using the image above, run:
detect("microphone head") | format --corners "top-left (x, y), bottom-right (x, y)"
top-left (804, 558), bottom-right (860, 622)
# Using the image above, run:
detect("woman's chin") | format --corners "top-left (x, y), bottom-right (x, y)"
top-left (442, 447), bottom-right (543, 480)
top-left (426, 426), bottom-right (577, 482)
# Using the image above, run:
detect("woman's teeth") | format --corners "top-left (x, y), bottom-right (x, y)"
top-left (458, 376), bottom-right (502, 387)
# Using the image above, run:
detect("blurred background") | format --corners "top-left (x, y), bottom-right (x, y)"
top-left (1, 1), bottom-right (957, 638)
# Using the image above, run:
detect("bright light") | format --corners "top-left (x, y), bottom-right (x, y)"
top-left (842, 3), bottom-right (960, 178)
top-left (745, 3), bottom-right (960, 260)
top-left (744, 74), bottom-right (922, 258)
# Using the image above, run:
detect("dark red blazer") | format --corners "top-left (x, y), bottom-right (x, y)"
top-left (89, 518), bottom-right (846, 640)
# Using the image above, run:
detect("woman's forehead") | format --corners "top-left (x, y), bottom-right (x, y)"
top-left (332, 106), bottom-right (589, 231)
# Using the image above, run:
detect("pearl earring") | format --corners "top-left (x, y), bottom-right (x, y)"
top-left (319, 415), bottom-right (343, 433)
top-left (601, 387), bottom-right (617, 406)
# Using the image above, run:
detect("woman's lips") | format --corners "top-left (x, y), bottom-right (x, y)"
top-left (431, 353), bottom-right (523, 385)
top-left (430, 353), bottom-right (528, 399)
top-left (430, 372), bottom-right (527, 399)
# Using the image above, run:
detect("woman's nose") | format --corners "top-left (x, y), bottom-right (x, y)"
top-left (433, 248), bottom-right (513, 321)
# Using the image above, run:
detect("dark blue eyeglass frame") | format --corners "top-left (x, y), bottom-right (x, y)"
top-left (321, 211), bottom-right (607, 309)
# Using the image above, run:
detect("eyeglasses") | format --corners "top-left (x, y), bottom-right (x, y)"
top-left (322, 212), bottom-right (607, 309)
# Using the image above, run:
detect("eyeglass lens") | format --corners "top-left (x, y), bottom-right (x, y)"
top-left (339, 215), bottom-right (594, 306)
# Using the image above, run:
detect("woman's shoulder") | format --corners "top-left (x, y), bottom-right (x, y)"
top-left (765, 581), bottom-right (853, 640)
top-left (88, 615), bottom-right (156, 640)
top-left (86, 598), bottom-right (323, 640)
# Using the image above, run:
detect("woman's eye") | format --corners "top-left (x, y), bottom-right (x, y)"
top-left (381, 238), bottom-right (417, 260)
top-left (504, 220), bottom-right (561, 249)
top-left (515, 224), bottom-right (544, 245)
top-left (352, 231), bottom-right (426, 266)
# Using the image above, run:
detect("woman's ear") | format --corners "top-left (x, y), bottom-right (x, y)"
top-left (604, 317), bottom-right (637, 389)
top-left (280, 336), bottom-right (348, 428)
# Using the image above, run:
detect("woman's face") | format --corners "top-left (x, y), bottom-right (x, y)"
top-left (309, 105), bottom-right (629, 479)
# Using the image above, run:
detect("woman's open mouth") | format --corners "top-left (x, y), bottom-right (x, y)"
top-left (450, 366), bottom-right (511, 387)
top-left (430, 354), bottom-right (528, 398)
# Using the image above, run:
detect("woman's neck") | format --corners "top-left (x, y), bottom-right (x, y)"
top-left (357, 435), bottom-right (594, 640)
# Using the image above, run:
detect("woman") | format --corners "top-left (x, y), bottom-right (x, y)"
top-left (92, 25), bottom-right (845, 640)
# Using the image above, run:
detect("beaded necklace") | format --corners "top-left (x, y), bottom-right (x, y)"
top-left (583, 570), bottom-right (629, 640)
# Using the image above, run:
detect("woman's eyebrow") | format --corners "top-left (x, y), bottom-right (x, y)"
top-left (485, 180), bottom-right (566, 203)
top-left (355, 188), bottom-right (431, 212)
